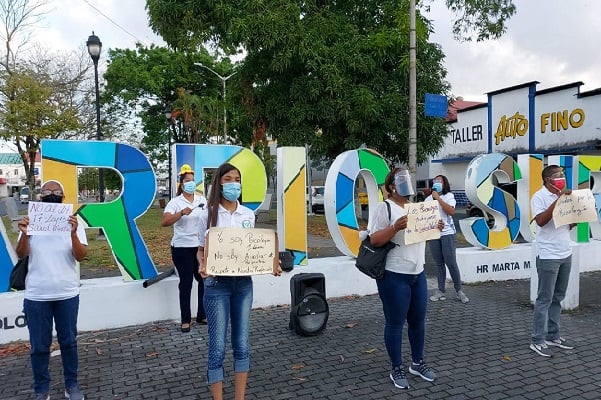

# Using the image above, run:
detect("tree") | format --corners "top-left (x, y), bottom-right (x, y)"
top-left (444, 0), bottom-right (517, 42)
top-left (102, 45), bottom-right (251, 171)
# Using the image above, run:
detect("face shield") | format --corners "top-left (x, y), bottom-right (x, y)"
top-left (394, 170), bottom-right (415, 196)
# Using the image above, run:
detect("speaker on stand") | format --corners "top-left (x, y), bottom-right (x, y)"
top-left (289, 273), bottom-right (329, 336)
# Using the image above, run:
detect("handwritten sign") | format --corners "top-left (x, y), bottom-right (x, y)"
top-left (205, 227), bottom-right (277, 276)
top-left (27, 201), bottom-right (73, 235)
top-left (553, 189), bottom-right (598, 227)
top-left (404, 200), bottom-right (441, 245)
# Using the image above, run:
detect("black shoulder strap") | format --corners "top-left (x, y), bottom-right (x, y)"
top-left (385, 200), bottom-right (391, 222)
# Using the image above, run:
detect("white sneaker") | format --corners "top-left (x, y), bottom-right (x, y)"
top-left (429, 290), bottom-right (446, 301)
top-left (530, 342), bottom-right (552, 357)
top-left (545, 337), bottom-right (574, 350)
top-left (456, 290), bottom-right (469, 303)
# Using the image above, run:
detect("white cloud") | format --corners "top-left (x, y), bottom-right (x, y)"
top-left (427, 0), bottom-right (601, 101)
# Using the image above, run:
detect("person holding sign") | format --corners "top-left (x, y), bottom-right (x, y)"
top-left (368, 168), bottom-right (442, 390)
top-left (425, 175), bottom-right (469, 304)
top-left (529, 165), bottom-right (575, 357)
top-left (17, 180), bottom-right (88, 400)
top-left (197, 163), bottom-right (282, 400)
top-left (161, 164), bottom-right (207, 333)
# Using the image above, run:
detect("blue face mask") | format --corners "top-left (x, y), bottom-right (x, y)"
top-left (432, 182), bottom-right (443, 193)
top-left (222, 182), bottom-right (241, 202)
top-left (183, 181), bottom-right (196, 194)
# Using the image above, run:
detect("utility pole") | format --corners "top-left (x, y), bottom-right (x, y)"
top-left (408, 0), bottom-right (418, 191)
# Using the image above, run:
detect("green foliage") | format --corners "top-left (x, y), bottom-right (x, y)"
top-left (147, 0), bottom-right (457, 164)
top-left (445, 0), bottom-right (517, 42)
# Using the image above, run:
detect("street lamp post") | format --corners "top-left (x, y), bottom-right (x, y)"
top-left (194, 63), bottom-right (237, 144)
top-left (86, 32), bottom-right (105, 203)
top-left (87, 32), bottom-right (105, 239)
top-left (164, 106), bottom-right (173, 198)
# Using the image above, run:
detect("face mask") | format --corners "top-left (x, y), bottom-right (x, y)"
top-left (222, 182), bottom-right (241, 202)
top-left (42, 194), bottom-right (63, 203)
top-left (551, 177), bottom-right (566, 191)
top-left (432, 182), bottom-right (443, 192)
top-left (183, 181), bottom-right (196, 194)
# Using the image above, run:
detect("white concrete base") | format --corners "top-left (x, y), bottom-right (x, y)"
top-left (456, 243), bottom-right (536, 283)
top-left (1, 256), bottom-right (378, 344)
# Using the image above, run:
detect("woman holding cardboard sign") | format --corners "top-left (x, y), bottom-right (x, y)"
top-left (369, 168), bottom-right (442, 390)
top-left (197, 162), bottom-right (282, 400)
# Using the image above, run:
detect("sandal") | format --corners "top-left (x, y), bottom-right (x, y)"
top-left (181, 323), bottom-right (191, 332)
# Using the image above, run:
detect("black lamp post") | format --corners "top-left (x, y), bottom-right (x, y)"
top-left (86, 32), bottom-right (104, 203)
top-left (164, 105), bottom-right (173, 199)
top-left (87, 32), bottom-right (106, 239)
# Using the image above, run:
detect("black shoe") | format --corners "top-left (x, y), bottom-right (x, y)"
top-left (181, 323), bottom-right (191, 332)
top-left (196, 317), bottom-right (207, 325)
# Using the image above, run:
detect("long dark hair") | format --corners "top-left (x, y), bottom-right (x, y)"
top-left (433, 174), bottom-right (451, 195)
top-left (207, 163), bottom-right (241, 228)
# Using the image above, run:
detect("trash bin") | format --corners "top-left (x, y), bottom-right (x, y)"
top-left (159, 198), bottom-right (166, 208)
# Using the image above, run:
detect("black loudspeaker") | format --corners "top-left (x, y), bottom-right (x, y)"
top-left (289, 273), bottom-right (329, 336)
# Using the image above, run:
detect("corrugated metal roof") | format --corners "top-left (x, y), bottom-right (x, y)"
top-left (0, 153), bottom-right (22, 164)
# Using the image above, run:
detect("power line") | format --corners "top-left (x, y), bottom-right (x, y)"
top-left (81, 0), bottom-right (146, 45)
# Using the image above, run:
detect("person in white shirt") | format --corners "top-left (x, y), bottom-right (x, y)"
top-left (369, 168), bottom-right (441, 390)
top-left (18, 180), bottom-right (88, 400)
top-left (426, 175), bottom-right (469, 304)
top-left (161, 164), bottom-right (207, 333)
top-left (529, 165), bottom-right (575, 357)
top-left (196, 162), bottom-right (281, 400)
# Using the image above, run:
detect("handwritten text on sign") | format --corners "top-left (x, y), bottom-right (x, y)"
top-left (553, 189), bottom-right (598, 227)
top-left (206, 227), bottom-right (276, 276)
top-left (404, 200), bottom-right (441, 245)
top-left (27, 202), bottom-right (73, 235)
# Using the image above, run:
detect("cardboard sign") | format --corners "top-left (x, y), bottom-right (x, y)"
top-left (27, 202), bottom-right (73, 235)
top-left (205, 227), bottom-right (277, 276)
top-left (404, 200), bottom-right (441, 245)
top-left (553, 189), bottom-right (598, 227)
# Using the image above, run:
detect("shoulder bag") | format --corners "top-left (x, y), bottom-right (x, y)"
top-left (355, 201), bottom-right (398, 279)
top-left (9, 256), bottom-right (29, 291)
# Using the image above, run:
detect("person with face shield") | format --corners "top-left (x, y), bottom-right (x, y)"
top-left (425, 175), bottom-right (469, 304)
top-left (16, 180), bottom-right (88, 400)
top-left (368, 168), bottom-right (442, 390)
top-left (196, 162), bottom-right (282, 400)
top-left (161, 164), bottom-right (207, 332)
top-left (529, 165), bottom-right (575, 357)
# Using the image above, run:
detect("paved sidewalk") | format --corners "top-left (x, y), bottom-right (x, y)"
top-left (2, 270), bottom-right (601, 399)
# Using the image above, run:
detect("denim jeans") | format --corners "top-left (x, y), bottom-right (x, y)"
top-left (23, 295), bottom-right (80, 395)
top-left (376, 270), bottom-right (428, 367)
top-left (429, 234), bottom-right (462, 293)
top-left (203, 276), bottom-right (253, 385)
top-left (531, 256), bottom-right (572, 344)
top-left (172, 246), bottom-right (205, 324)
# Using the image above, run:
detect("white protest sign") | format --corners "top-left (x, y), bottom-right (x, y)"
top-left (404, 200), bottom-right (441, 245)
top-left (27, 202), bottom-right (73, 235)
top-left (205, 227), bottom-right (277, 276)
top-left (553, 189), bottom-right (598, 227)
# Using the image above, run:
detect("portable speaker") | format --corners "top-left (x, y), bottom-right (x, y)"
top-left (289, 273), bottom-right (329, 336)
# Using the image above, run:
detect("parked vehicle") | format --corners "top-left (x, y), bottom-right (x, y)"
top-left (415, 179), bottom-right (433, 202)
top-left (311, 186), bottom-right (325, 213)
top-left (19, 187), bottom-right (30, 204)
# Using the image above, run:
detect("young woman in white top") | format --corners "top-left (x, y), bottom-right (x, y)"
top-left (197, 162), bottom-right (281, 400)
top-left (426, 174), bottom-right (469, 304)
top-left (161, 164), bottom-right (207, 332)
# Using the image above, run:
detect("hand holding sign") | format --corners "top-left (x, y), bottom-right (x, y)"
top-left (552, 189), bottom-right (598, 227)
top-left (27, 202), bottom-right (74, 235)
top-left (404, 200), bottom-right (441, 245)
top-left (205, 227), bottom-right (279, 276)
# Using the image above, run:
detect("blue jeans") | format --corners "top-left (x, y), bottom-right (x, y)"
top-left (429, 234), bottom-right (462, 293)
top-left (203, 276), bottom-right (253, 385)
top-left (376, 271), bottom-right (428, 367)
top-left (23, 295), bottom-right (80, 395)
top-left (171, 246), bottom-right (205, 324)
top-left (531, 256), bottom-right (572, 344)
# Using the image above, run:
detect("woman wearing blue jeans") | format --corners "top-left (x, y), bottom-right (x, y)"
top-left (197, 163), bottom-right (282, 400)
top-left (369, 168), bottom-right (441, 390)
top-left (17, 180), bottom-right (88, 400)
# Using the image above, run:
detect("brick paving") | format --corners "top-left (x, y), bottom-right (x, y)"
top-left (2, 211), bottom-right (601, 399)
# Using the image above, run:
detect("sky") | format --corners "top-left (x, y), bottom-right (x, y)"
top-left (17, 0), bottom-right (601, 103)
